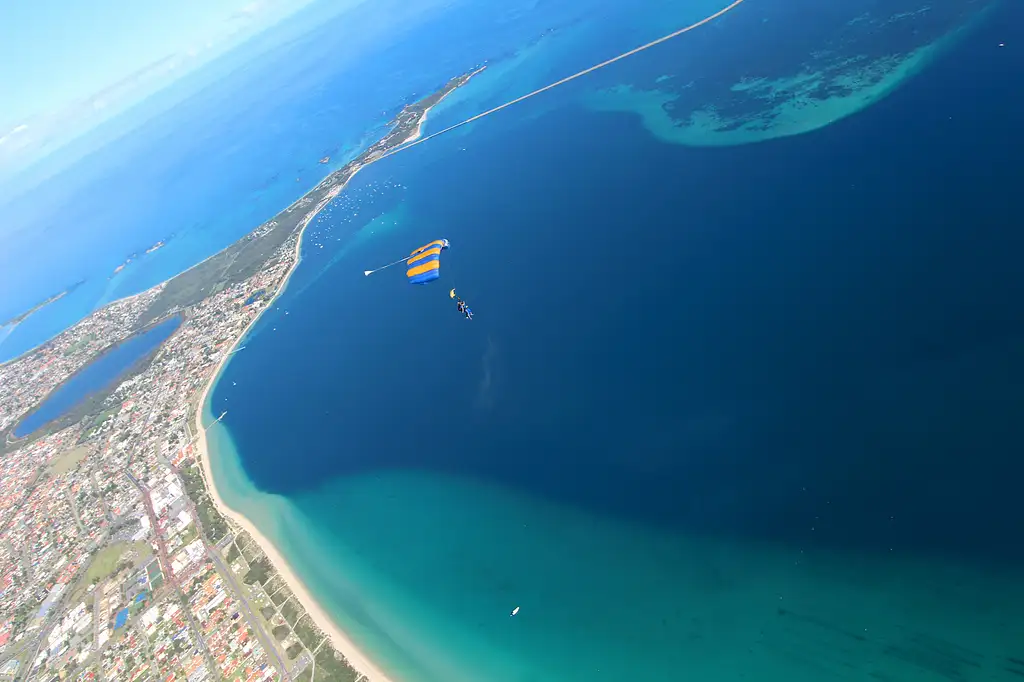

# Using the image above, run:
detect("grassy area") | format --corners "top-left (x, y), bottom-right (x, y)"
top-left (66, 540), bottom-right (150, 606)
top-left (85, 541), bottom-right (152, 585)
top-left (238, 539), bottom-right (260, 565)
top-left (179, 464), bottom-right (228, 543)
top-left (177, 525), bottom-right (198, 547)
top-left (281, 599), bottom-right (300, 627)
top-left (49, 445), bottom-right (91, 476)
top-left (81, 406), bottom-right (121, 442)
top-left (270, 589), bottom-right (289, 607)
top-left (294, 618), bottom-right (324, 653)
top-left (314, 647), bottom-right (361, 682)
top-left (263, 576), bottom-right (284, 597)
top-left (243, 557), bottom-right (272, 586)
top-left (85, 544), bottom-right (128, 585)
top-left (63, 333), bottom-right (97, 357)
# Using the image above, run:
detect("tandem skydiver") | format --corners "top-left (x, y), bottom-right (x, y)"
top-left (451, 289), bottom-right (473, 320)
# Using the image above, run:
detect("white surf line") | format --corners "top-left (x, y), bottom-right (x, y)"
top-left (378, 0), bottom-right (748, 161)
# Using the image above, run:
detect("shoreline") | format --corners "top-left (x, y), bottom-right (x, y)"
top-left (395, 66), bottom-right (485, 150)
top-left (2, 66), bottom-right (487, 370)
top-left (192, 163), bottom-right (396, 682)
top-left (2, 66), bottom-right (487, 680)
top-left (401, 80), bottom-right (459, 145)
top-left (0, 285), bottom-right (163, 369)
top-left (188, 81), bottom-right (472, 681)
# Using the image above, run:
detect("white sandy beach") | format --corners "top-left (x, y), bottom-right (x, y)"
top-left (399, 104), bottom-right (434, 147)
top-left (398, 67), bottom-right (485, 147)
top-left (192, 163), bottom-right (396, 682)
top-left (189, 66), bottom-right (486, 678)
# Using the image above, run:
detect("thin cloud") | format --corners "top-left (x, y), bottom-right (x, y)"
top-left (0, 124), bottom-right (29, 146)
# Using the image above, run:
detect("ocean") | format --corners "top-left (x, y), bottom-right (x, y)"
top-left (201, 0), bottom-right (1024, 680)
top-left (9, 0), bottom-right (1023, 678)
top-left (0, 0), bottom-right (604, 362)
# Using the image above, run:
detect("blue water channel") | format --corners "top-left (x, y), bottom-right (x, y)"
top-left (13, 316), bottom-right (181, 437)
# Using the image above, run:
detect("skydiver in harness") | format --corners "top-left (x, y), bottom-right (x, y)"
top-left (451, 289), bottom-right (473, 320)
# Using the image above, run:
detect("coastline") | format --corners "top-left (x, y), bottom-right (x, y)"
top-left (402, 80), bottom-right (458, 144)
top-left (190, 81), bottom-right (457, 664)
top-left (2, 66), bottom-right (486, 370)
top-left (0, 71), bottom-right (492, 677)
top-left (0, 285), bottom-right (163, 369)
top-left (395, 66), bottom-right (486, 150)
top-left (191, 164), bottom-right (397, 682)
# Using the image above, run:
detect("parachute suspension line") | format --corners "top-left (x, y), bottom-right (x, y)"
top-left (364, 239), bottom-right (448, 280)
top-left (363, 255), bottom-right (412, 276)
top-left (377, 0), bottom-right (748, 161)
top-left (445, 241), bottom-right (462, 293)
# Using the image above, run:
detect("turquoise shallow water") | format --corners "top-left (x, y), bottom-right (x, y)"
top-left (207, 409), bottom-right (1024, 682)
top-left (201, 0), bottom-right (1024, 680)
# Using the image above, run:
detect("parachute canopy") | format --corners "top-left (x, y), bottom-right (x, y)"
top-left (406, 239), bottom-right (450, 285)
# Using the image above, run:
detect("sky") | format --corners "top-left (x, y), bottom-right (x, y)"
top-left (0, 0), bottom-right (340, 178)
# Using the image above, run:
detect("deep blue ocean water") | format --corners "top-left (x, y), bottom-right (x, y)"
top-left (14, 315), bottom-right (180, 437)
top-left (200, 1), bottom-right (1024, 680)
top-left (220, 2), bottom-right (1024, 562)
top-left (4, 0), bottom-right (1021, 678)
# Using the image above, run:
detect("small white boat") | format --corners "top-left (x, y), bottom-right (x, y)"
top-left (510, 606), bottom-right (520, 617)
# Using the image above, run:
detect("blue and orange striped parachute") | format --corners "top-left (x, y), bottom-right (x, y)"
top-left (406, 239), bottom-right (450, 284)
top-left (362, 238), bottom-right (451, 282)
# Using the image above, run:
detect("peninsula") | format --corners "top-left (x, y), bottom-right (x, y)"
top-left (131, 66), bottom-right (484, 332)
top-left (0, 66), bottom-right (483, 682)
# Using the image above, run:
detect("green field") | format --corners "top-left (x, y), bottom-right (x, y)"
top-left (85, 541), bottom-right (152, 585)
top-left (49, 445), bottom-right (91, 476)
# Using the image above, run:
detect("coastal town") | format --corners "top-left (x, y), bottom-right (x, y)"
top-left (0, 228), bottom-right (362, 681)
top-left (0, 65), bottom-right (486, 682)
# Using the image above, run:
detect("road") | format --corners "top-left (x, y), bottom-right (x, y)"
top-left (18, 562), bottom-right (93, 682)
top-left (123, 469), bottom-right (221, 679)
top-left (179, 474), bottom-right (290, 682)
top-left (92, 586), bottom-right (105, 681)
top-left (207, 546), bottom-right (292, 681)
top-left (90, 468), bottom-right (114, 523)
top-left (180, 409), bottom-right (292, 681)
top-left (0, 465), bottom-right (44, 539)
top-left (64, 488), bottom-right (86, 535)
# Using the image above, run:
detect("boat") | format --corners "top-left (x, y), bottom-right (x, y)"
top-left (510, 606), bottom-right (520, 616)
